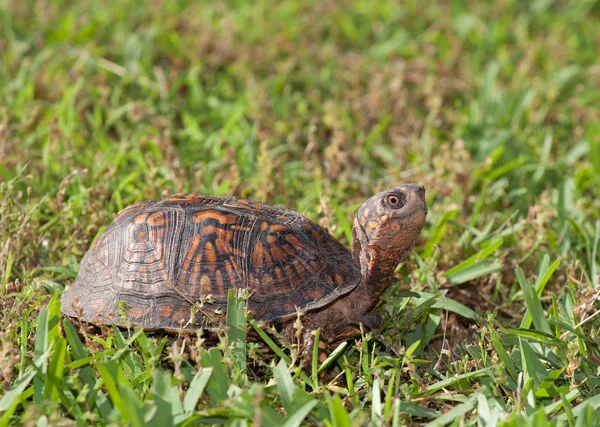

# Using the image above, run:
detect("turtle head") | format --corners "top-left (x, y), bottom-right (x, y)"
top-left (352, 184), bottom-right (427, 300)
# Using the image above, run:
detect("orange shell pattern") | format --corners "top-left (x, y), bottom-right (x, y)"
top-left (61, 193), bottom-right (361, 329)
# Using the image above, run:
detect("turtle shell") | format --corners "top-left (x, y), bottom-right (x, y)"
top-left (61, 193), bottom-right (362, 330)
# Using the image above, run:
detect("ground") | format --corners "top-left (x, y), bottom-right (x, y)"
top-left (1, 0), bottom-right (600, 425)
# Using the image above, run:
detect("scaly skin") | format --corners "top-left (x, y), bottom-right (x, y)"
top-left (283, 184), bottom-right (427, 366)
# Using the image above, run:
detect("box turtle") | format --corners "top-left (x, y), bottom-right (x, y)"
top-left (62, 184), bottom-right (427, 363)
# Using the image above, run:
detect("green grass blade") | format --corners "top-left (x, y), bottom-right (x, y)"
top-left (183, 368), bottom-right (213, 417)
top-left (149, 369), bottom-right (179, 427)
top-left (97, 361), bottom-right (145, 427)
top-left (424, 393), bottom-right (478, 427)
top-left (444, 237), bottom-right (503, 277)
top-left (489, 328), bottom-right (518, 382)
top-left (371, 377), bottom-right (382, 425)
top-left (318, 341), bottom-right (347, 374)
top-left (500, 328), bottom-right (566, 349)
top-left (587, 124), bottom-right (600, 185)
top-left (396, 401), bottom-right (440, 418)
top-left (516, 268), bottom-right (552, 335)
top-left (282, 400), bottom-right (318, 427)
top-left (0, 368), bottom-right (36, 412)
top-left (426, 368), bottom-right (492, 393)
top-left (226, 289), bottom-right (247, 377)
top-left (384, 372), bottom-right (395, 420)
top-left (420, 208), bottom-right (459, 259)
top-left (66, 349), bottom-right (117, 371)
top-left (544, 389), bottom-right (579, 416)
top-left (0, 387), bottom-right (33, 427)
top-left (414, 292), bottom-right (477, 320)
top-left (327, 394), bottom-right (352, 427)
top-left (96, 361), bottom-right (128, 422)
top-left (248, 319), bottom-right (313, 384)
top-left (311, 328), bottom-right (321, 390)
top-left (445, 260), bottom-right (503, 285)
top-left (273, 359), bottom-right (296, 413)
top-left (33, 308), bottom-right (49, 404)
top-left (200, 348), bottom-right (230, 405)
top-left (248, 319), bottom-right (289, 362)
top-left (44, 336), bottom-right (67, 402)
top-left (556, 394), bottom-right (600, 421)
top-left (2, 251), bottom-right (12, 287)
top-left (520, 258), bottom-right (560, 329)
top-left (520, 339), bottom-right (548, 389)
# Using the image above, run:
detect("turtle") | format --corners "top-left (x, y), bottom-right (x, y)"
top-left (61, 184), bottom-right (427, 365)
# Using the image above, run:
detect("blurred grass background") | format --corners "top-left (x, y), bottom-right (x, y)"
top-left (1, 0), bottom-right (600, 425)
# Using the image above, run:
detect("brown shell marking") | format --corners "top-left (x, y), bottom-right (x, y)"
top-left (61, 193), bottom-right (361, 330)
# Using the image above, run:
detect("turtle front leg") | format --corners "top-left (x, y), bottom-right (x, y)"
top-left (301, 328), bottom-right (330, 377)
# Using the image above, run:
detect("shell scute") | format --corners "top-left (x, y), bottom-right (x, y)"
top-left (62, 194), bottom-right (361, 330)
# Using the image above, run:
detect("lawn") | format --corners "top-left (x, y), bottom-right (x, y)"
top-left (1, 0), bottom-right (600, 425)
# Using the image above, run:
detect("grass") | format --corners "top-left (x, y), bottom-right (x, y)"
top-left (1, 0), bottom-right (600, 425)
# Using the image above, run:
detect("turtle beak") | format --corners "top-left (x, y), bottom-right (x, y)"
top-left (399, 184), bottom-right (427, 214)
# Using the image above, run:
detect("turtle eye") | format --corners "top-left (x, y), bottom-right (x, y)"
top-left (386, 193), bottom-right (404, 208)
